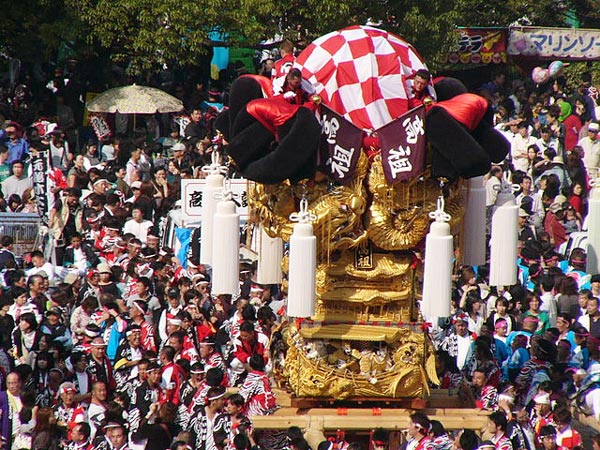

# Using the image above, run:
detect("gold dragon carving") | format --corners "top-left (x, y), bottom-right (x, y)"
top-left (252, 149), bottom-right (462, 398)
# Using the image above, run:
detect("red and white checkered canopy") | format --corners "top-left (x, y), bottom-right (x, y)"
top-left (295, 25), bottom-right (433, 131)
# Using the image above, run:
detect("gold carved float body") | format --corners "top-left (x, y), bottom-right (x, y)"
top-left (251, 151), bottom-right (462, 398)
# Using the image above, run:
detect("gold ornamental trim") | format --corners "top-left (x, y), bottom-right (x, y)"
top-left (323, 252), bottom-right (411, 279)
top-left (299, 324), bottom-right (412, 343)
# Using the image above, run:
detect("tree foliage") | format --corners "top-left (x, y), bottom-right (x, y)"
top-left (0, 0), bottom-right (81, 61)
top-left (4, 0), bottom-right (600, 75)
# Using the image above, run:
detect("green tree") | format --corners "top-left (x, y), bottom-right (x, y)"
top-left (70, 0), bottom-right (276, 75)
top-left (0, 0), bottom-right (82, 62)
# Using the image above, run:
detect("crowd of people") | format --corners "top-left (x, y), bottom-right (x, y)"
top-left (429, 70), bottom-right (600, 449)
top-left (2, 37), bottom-right (600, 450)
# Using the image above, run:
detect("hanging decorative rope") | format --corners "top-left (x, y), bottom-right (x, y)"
top-left (422, 195), bottom-right (453, 319)
top-left (201, 151), bottom-right (228, 176)
top-left (199, 151), bottom-right (228, 266)
top-left (587, 172), bottom-right (600, 274)
top-left (489, 175), bottom-right (518, 287)
top-left (287, 197), bottom-right (317, 318)
top-left (289, 198), bottom-right (317, 224)
top-left (428, 195), bottom-right (451, 223)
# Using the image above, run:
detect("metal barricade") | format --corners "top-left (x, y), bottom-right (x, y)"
top-left (0, 213), bottom-right (42, 257)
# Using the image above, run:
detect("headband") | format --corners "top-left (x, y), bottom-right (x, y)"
top-left (207, 392), bottom-right (226, 401)
top-left (495, 319), bottom-right (508, 329)
top-left (133, 301), bottom-right (146, 314)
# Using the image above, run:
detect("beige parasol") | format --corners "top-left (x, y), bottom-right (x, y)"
top-left (86, 84), bottom-right (184, 114)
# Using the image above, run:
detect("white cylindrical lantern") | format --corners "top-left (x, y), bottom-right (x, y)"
top-left (489, 188), bottom-right (518, 287)
top-left (462, 176), bottom-right (486, 267)
top-left (287, 199), bottom-right (317, 318)
top-left (211, 200), bottom-right (240, 295)
top-left (200, 173), bottom-right (225, 265)
top-left (422, 196), bottom-right (453, 320)
top-left (587, 181), bottom-right (600, 274)
top-left (256, 225), bottom-right (283, 285)
top-left (200, 152), bottom-right (227, 266)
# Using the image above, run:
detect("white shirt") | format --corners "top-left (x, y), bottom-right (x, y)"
top-left (456, 334), bottom-right (472, 370)
top-left (1, 175), bottom-right (32, 200)
top-left (578, 135), bottom-right (600, 172)
top-left (27, 262), bottom-right (56, 282)
top-left (485, 176), bottom-right (502, 207)
top-left (76, 370), bottom-right (89, 395)
top-left (123, 219), bottom-right (153, 242)
top-left (512, 134), bottom-right (537, 172)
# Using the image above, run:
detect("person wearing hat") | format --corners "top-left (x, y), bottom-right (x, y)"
top-left (403, 411), bottom-right (431, 450)
top-left (128, 361), bottom-right (163, 448)
top-left (0, 121), bottom-right (29, 164)
top-left (54, 381), bottom-right (86, 437)
top-left (130, 299), bottom-right (157, 353)
top-left (114, 324), bottom-right (144, 387)
top-left (518, 208), bottom-right (536, 242)
top-left (370, 428), bottom-right (388, 450)
top-left (544, 200), bottom-right (567, 250)
top-left (40, 307), bottom-right (70, 347)
top-left (96, 262), bottom-right (120, 298)
top-left (440, 313), bottom-right (474, 370)
top-left (104, 421), bottom-right (129, 450)
top-left (189, 386), bottom-right (227, 450)
top-left (533, 393), bottom-right (554, 442)
top-left (97, 216), bottom-right (123, 258)
top-left (158, 288), bottom-right (183, 344)
top-left (180, 361), bottom-right (206, 407)
top-left (578, 121), bottom-right (600, 172)
top-left (199, 336), bottom-right (227, 379)
top-left (88, 337), bottom-right (116, 391)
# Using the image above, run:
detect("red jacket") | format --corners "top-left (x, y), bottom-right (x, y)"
top-left (234, 333), bottom-right (267, 364)
top-left (544, 211), bottom-right (567, 249)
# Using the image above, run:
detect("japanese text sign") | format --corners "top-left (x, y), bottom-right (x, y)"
top-left (508, 26), bottom-right (600, 60)
top-left (378, 105), bottom-right (426, 184)
top-left (181, 178), bottom-right (250, 223)
top-left (448, 28), bottom-right (507, 64)
top-left (320, 104), bottom-right (364, 184)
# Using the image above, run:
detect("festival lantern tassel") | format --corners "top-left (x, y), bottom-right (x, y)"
top-left (489, 180), bottom-right (518, 287)
top-left (422, 196), bottom-right (453, 320)
top-left (587, 177), bottom-right (600, 274)
top-left (462, 176), bottom-right (486, 266)
top-left (200, 152), bottom-right (227, 266)
top-left (211, 183), bottom-right (240, 296)
top-left (256, 225), bottom-right (283, 285)
top-left (287, 199), bottom-right (317, 318)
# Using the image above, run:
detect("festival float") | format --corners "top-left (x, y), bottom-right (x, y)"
top-left (213, 25), bottom-right (510, 402)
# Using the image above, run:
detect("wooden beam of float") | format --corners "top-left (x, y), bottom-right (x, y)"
top-left (252, 409), bottom-right (489, 431)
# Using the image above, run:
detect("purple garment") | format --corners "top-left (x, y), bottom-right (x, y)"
top-left (0, 390), bottom-right (10, 448)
